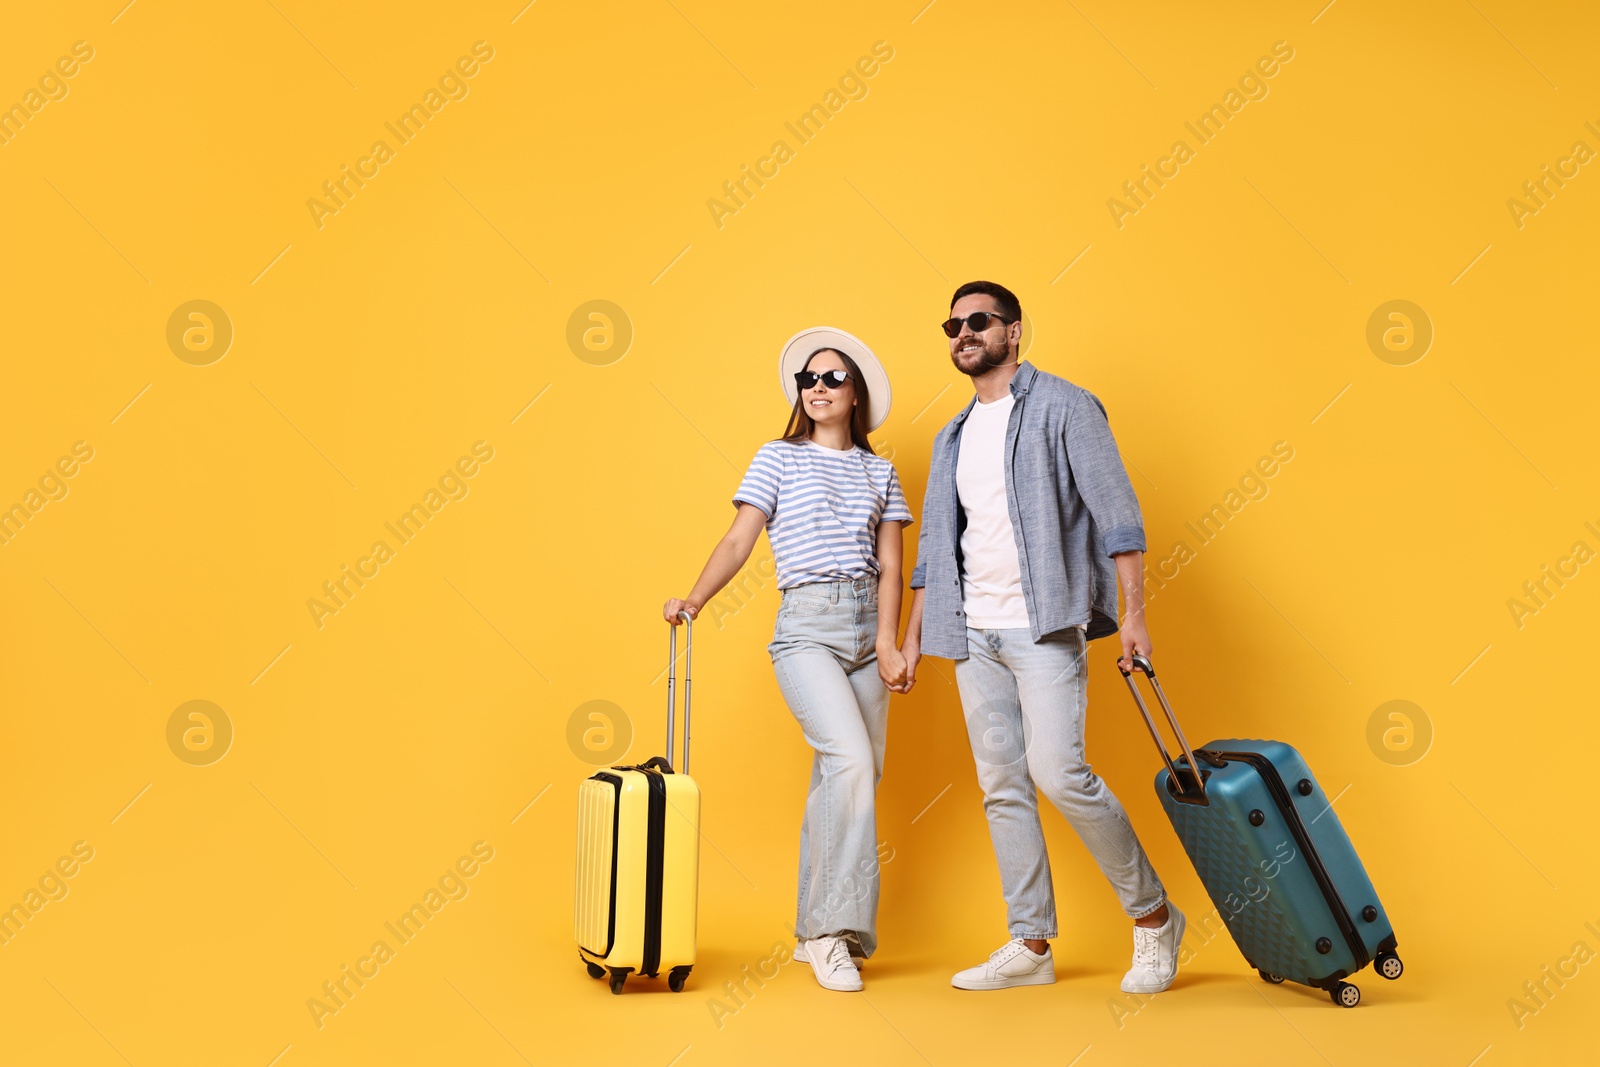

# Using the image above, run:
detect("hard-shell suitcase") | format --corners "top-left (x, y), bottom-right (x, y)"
top-left (575, 612), bottom-right (702, 994)
top-left (1121, 655), bottom-right (1402, 1007)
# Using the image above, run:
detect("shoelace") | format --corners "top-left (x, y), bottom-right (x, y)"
top-left (824, 937), bottom-right (854, 971)
top-left (1133, 927), bottom-right (1159, 969)
top-left (989, 939), bottom-right (1026, 971)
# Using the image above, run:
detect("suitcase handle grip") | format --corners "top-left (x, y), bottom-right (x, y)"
top-left (666, 611), bottom-right (693, 774)
top-left (1119, 655), bottom-right (1206, 800)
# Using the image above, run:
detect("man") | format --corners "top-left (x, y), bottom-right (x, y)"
top-left (901, 280), bottom-right (1184, 993)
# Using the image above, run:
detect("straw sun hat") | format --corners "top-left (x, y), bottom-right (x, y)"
top-left (777, 325), bottom-right (892, 432)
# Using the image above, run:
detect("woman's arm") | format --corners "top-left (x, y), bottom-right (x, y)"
top-left (663, 503), bottom-right (768, 624)
top-left (875, 520), bottom-right (909, 691)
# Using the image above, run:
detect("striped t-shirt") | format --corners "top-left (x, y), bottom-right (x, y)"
top-left (733, 440), bottom-right (914, 589)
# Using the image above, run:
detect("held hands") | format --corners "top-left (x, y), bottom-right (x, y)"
top-left (877, 643), bottom-right (909, 693)
top-left (881, 639), bottom-right (919, 695)
top-left (663, 598), bottom-right (698, 625)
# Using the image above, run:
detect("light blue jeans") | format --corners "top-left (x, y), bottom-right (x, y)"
top-left (955, 625), bottom-right (1166, 939)
top-left (768, 576), bottom-right (887, 957)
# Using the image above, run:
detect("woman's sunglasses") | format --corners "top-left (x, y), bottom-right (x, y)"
top-left (941, 311), bottom-right (1014, 338)
top-left (795, 369), bottom-right (852, 390)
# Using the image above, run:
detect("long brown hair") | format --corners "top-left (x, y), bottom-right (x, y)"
top-left (779, 348), bottom-right (874, 451)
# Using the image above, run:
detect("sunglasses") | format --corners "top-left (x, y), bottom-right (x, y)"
top-left (941, 311), bottom-right (1014, 338)
top-left (795, 369), bottom-right (853, 390)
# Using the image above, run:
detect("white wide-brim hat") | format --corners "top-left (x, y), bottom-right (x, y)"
top-left (778, 326), bottom-right (892, 432)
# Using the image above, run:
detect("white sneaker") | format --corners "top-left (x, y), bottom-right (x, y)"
top-left (802, 935), bottom-right (863, 992)
top-left (794, 933), bottom-right (865, 969)
top-left (951, 939), bottom-right (1055, 990)
top-left (1121, 906), bottom-right (1185, 993)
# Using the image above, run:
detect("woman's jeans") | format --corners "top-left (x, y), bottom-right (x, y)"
top-left (954, 625), bottom-right (1166, 939)
top-left (768, 577), bottom-right (887, 956)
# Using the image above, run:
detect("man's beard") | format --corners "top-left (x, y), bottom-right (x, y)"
top-left (951, 335), bottom-right (1011, 377)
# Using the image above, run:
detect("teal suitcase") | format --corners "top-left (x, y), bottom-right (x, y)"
top-left (1122, 656), bottom-right (1402, 1007)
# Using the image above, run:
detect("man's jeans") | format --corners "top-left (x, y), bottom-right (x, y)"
top-left (955, 625), bottom-right (1166, 938)
top-left (768, 577), bottom-right (888, 956)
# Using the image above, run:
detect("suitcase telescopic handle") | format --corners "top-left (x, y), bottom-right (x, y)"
top-left (1119, 654), bottom-right (1206, 800)
top-left (666, 611), bottom-right (693, 774)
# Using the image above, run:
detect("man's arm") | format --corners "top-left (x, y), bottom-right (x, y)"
top-left (1114, 549), bottom-right (1150, 672)
top-left (902, 448), bottom-right (935, 691)
top-left (1065, 390), bottom-right (1146, 558)
top-left (902, 587), bottom-right (925, 691)
top-left (1065, 389), bottom-right (1150, 668)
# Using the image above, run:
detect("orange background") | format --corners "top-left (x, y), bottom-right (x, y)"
top-left (2, 1), bottom-right (1597, 1064)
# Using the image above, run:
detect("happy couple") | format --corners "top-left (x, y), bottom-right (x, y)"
top-left (663, 279), bottom-right (1184, 995)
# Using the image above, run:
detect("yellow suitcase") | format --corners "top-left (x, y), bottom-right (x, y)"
top-left (575, 612), bottom-right (701, 994)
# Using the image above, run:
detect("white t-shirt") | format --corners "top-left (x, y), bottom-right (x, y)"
top-left (955, 393), bottom-right (1031, 628)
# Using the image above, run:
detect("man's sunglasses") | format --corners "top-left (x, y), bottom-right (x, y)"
top-left (795, 369), bottom-right (853, 390)
top-left (941, 311), bottom-right (1014, 338)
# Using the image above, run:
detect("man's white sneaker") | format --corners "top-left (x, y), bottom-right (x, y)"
top-left (1121, 906), bottom-right (1185, 993)
top-left (951, 939), bottom-right (1056, 990)
top-left (802, 935), bottom-right (863, 992)
top-left (794, 933), bottom-right (865, 969)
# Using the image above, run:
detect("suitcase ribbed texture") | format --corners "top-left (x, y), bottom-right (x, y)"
top-left (1163, 773), bottom-right (1328, 979)
top-left (574, 777), bottom-right (617, 954)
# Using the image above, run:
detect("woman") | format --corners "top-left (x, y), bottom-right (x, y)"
top-left (664, 326), bottom-right (912, 993)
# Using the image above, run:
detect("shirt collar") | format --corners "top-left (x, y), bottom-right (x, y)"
top-left (952, 361), bottom-right (1034, 426)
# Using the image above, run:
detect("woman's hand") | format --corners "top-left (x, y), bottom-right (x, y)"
top-left (663, 598), bottom-right (698, 625)
top-left (878, 644), bottom-right (909, 692)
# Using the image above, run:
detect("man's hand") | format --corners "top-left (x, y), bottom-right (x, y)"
top-left (898, 639), bottom-right (921, 694)
top-left (1117, 615), bottom-right (1151, 674)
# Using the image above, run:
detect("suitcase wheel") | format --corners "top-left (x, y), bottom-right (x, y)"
top-left (609, 970), bottom-right (627, 995)
top-left (1376, 952), bottom-right (1403, 980)
top-left (1257, 969), bottom-right (1285, 985)
top-left (1330, 981), bottom-right (1360, 1008)
top-left (668, 966), bottom-right (691, 993)
top-left (585, 961), bottom-right (606, 980)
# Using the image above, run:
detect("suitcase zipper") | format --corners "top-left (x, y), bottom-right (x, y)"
top-left (1211, 750), bottom-right (1370, 973)
top-left (638, 767), bottom-right (668, 978)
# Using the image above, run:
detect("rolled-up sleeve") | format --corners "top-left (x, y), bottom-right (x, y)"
top-left (908, 455), bottom-right (935, 589)
top-left (908, 505), bottom-right (929, 589)
top-left (1066, 391), bottom-right (1145, 557)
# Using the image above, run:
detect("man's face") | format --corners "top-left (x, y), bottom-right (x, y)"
top-left (947, 295), bottom-right (1015, 377)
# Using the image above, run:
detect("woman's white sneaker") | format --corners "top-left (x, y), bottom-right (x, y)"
top-left (951, 939), bottom-right (1055, 990)
top-left (802, 935), bottom-right (863, 992)
top-left (1121, 906), bottom-right (1185, 993)
top-left (794, 932), bottom-right (865, 968)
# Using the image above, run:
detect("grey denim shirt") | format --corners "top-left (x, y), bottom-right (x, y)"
top-left (909, 361), bottom-right (1146, 659)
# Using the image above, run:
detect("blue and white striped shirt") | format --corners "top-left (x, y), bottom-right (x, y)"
top-left (733, 440), bottom-right (914, 589)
